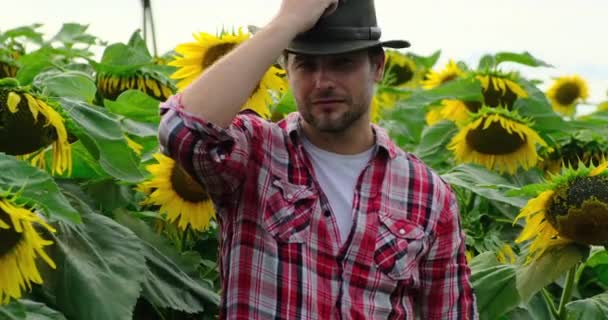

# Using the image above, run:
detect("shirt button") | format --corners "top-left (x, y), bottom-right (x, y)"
top-left (324, 210), bottom-right (331, 217)
top-left (399, 228), bottom-right (406, 235)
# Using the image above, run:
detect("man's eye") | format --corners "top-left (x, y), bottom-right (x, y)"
top-left (297, 62), bottom-right (315, 70)
top-left (336, 59), bottom-right (353, 67)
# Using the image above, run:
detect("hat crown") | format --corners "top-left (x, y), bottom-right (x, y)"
top-left (286, 0), bottom-right (409, 55)
top-left (297, 0), bottom-right (381, 41)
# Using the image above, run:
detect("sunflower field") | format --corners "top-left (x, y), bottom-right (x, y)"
top-left (1, 23), bottom-right (608, 320)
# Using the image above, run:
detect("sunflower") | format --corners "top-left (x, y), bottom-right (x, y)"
top-left (370, 89), bottom-right (401, 123)
top-left (382, 50), bottom-right (424, 88)
top-left (448, 107), bottom-right (548, 174)
top-left (0, 82), bottom-right (72, 175)
top-left (0, 197), bottom-right (56, 304)
top-left (540, 134), bottom-right (608, 174)
top-left (169, 29), bottom-right (287, 119)
top-left (125, 135), bottom-right (143, 155)
top-left (0, 61), bottom-right (18, 79)
top-left (96, 70), bottom-right (175, 101)
top-left (426, 99), bottom-right (471, 126)
top-left (546, 75), bottom-right (589, 116)
top-left (476, 72), bottom-right (528, 109)
top-left (137, 153), bottom-right (215, 231)
top-left (598, 100), bottom-right (608, 111)
top-left (496, 244), bottom-right (517, 264)
top-left (514, 161), bottom-right (608, 261)
top-left (421, 59), bottom-right (464, 89)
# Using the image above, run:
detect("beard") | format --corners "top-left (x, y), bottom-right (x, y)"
top-left (299, 89), bottom-right (369, 133)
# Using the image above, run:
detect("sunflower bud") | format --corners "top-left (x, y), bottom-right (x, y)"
top-left (547, 175), bottom-right (608, 245)
top-left (96, 70), bottom-right (175, 101)
top-left (0, 85), bottom-right (71, 175)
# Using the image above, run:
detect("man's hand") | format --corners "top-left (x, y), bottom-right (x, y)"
top-left (273, 0), bottom-right (341, 34)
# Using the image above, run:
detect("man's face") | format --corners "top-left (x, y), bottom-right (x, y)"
top-left (286, 50), bottom-right (384, 133)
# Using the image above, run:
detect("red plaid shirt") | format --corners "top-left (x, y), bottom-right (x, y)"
top-left (158, 94), bottom-right (477, 319)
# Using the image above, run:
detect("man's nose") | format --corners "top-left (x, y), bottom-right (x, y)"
top-left (313, 67), bottom-right (336, 90)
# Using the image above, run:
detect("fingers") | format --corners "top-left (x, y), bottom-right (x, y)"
top-left (322, 0), bottom-right (340, 17)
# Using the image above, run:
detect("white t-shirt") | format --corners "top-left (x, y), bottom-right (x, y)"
top-left (301, 136), bottom-right (375, 244)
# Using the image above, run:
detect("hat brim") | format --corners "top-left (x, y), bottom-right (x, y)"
top-left (286, 39), bottom-right (410, 55)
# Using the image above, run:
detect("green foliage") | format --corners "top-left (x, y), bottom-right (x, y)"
top-left (58, 97), bottom-right (145, 182)
top-left (0, 153), bottom-right (79, 223)
top-left (2, 20), bottom-right (607, 320)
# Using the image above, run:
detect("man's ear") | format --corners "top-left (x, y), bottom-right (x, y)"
top-left (373, 51), bottom-right (385, 83)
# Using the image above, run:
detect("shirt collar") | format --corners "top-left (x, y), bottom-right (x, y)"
top-left (282, 112), bottom-right (398, 159)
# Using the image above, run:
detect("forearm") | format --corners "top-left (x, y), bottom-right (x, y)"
top-left (180, 19), bottom-right (297, 128)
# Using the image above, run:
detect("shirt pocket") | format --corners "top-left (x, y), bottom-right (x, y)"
top-left (263, 178), bottom-right (317, 243)
top-left (374, 213), bottom-right (427, 282)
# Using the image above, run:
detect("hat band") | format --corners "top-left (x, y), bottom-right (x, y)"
top-left (296, 26), bottom-right (382, 41)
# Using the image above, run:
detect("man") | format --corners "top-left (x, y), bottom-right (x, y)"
top-left (158, 0), bottom-right (478, 318)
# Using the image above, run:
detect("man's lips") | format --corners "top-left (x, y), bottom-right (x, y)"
top-left (311, 99), bottom-right (345, 105)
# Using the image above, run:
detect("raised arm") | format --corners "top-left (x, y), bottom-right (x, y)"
top-left (180, 0), bottom-right (340, 128)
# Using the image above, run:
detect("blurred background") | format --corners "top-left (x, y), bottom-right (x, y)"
top-left (4, 0), bottom-right (607, 111)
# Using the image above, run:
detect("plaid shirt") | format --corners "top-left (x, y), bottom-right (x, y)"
top-left (158, 94), bottom-right (478, 319)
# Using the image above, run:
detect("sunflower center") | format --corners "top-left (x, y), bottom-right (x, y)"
top-left (554, 82), bottom-right (581, 106)
top-left (0, 207), bottom-right (23, 257)
top-left (440, 74), bottom-right (458, 85)
top-left (463, 101), bottom-right (482, 113)
top-left (465, 120), bottom-right (526, 154)
top-left (547, 176), bottom-right (608, 245)
top-left (389, 64), bottom-right (414, 86)
top-left (170, 164), bottom-right (210, 202)
top-left (482, 79), bottom-right (518, 109)
top-left (1, 61), bottom-right (19, 78)
top-left (0, 90), bottom-right (58, 155)
top-left (202, 43), bottom-right (237, 69)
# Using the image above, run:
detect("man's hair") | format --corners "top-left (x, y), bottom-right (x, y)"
top-left (280, 46), bottom-right (385, 69)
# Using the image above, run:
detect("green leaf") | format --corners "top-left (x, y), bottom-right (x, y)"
top-left (470, 252), bottom-right (521, 319)
top-left (586, 248), bottom-right (608, 286)
top-left (516, 244), bottom-right (586, 302)
top-left (126, 31), bottom-right (151, 58)
top-left (410, 50), bottom-right (441, 70)
top-left (566, 293), bottom-right (608, 320)
top-left (115, 211), bottom-right (220, 313)
top-left (0, 24), bottom-right (44, 44)
top-left (380, 104), bottom-right (427, 148)
top-left (50, 23), bottom-right (96, 46)
top-left (40, 193), bottom-right (146, 320)
top-left (120, 118), bottom-right (158, 138)
top-left (479, 51), bottom-right (552, 70)
top-left (503, 292), bottom-right (553, 320)
top-left (397, 77), bottom-right (482, 110)
top-left (0, 153), bottom-right (80, 223)
top-left (0, 299), bottom-right (67, 320)
top-left (515, 79), bottom-right (569, 133)
top-left (82, 178), bottom-right (137, 214)
top-left (442, 164), bottom-right (528, 207)
top-left (95, 36), bottom-right (152, 74)
top-left (34, 69), bottom-right (96, 103)
top-left (59, 97), bottom-right (145, 182)
top-left (59, 141), bottom-right (108, 180)
top-left (413, 120), bottom-right (457, 169)
top-left (104, 90), bottom-right (161, 124)
top-left (15, 48), bottom-right (57, 85)
top-left (274, 89), bottom-right (297, 115)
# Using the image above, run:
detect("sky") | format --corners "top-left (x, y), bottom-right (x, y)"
top-left (3, 0), bottom-right (608, 107)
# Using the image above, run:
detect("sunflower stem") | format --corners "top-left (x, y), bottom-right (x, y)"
top-left (557, 264), bottom-right (577, 319)
top-left (180, 224), bottom-right (191, 251)
top-left (541, 288), bottom-right (560, 319)
top-left (466, 192), bottom-right (477, 214)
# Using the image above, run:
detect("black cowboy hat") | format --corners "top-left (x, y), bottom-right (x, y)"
top-left (286, 0), bottom-right (410, 55)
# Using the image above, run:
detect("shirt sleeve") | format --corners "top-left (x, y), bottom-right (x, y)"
top-left (157, 94), bottom-right (260, 204)
top-left (419, 185), bottom-right (479, 320)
